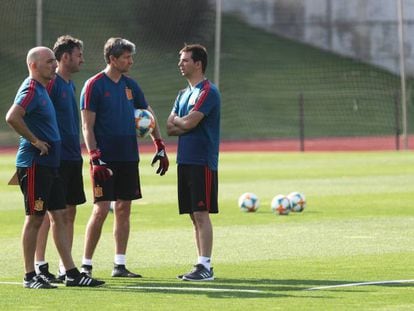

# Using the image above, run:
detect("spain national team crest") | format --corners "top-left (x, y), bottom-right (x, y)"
top-left (125, 88), bottom-right (133, 100)
top-left (34, 198), bottom-right (44, 211)
top-left (94, 185), bottom-right (103, 198)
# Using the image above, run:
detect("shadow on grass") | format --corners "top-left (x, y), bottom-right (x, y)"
top-left (82, 277), bottom-right (414, 298)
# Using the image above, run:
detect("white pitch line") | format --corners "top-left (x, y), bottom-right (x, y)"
top-left (0, 281), bottom-right (264, 294)
top-left (306, 279), bottom-right (414, 291)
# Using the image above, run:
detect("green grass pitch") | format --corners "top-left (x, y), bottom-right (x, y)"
top-left (0, 151), bottom-right (413, 310)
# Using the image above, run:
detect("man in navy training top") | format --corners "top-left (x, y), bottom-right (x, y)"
top-left (5, 46), bottom-right (104, 288)
top-left (167, 44), bottom-right (221, 281)
top-left (34, 35), bottom-right (87, 283)
top-left (80, 37), bottom-right (169, 278)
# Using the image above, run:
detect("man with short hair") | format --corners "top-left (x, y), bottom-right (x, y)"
top-left (6, 46), bottom-right (104, 289)
top-left (34, 35), bottom-right (87, 282)
top-left (167, 44), bottom-right (221, 281)
top-left (80, 37), bottom-right (169, 278)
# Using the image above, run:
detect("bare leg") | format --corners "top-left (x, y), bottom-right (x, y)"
top-left (35, 212), bottom-right (51, 262)
top-left (48, 209), bottom-right (76, 271)
top-left (83, 201), bottom-right (110, 260)
top-left (22, 215), bottom-right (44, 273)
top-left (192, 211), bottom-right (213, 257)
top-left (113, 200), bottom-right (131, 255)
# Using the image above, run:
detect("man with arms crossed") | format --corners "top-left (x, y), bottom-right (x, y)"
top-left (80, 37), bottom-right (169, 278)
top-left (34, 35), bottom-right (87, 282)
top-left (5, 46), bottom-right (104, 288)
top-left (167, 44), bottom-right (221, 281)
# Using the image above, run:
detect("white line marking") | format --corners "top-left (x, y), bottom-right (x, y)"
top-left (306, 279), bottom-right (414, 291)
top-left (0, 281), bottom-right (264, 294)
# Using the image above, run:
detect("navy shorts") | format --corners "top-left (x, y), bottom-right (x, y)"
top-left (17, 164), bottom-right (66, 216)
top-left (177, 164), bottom-right (218, 214)
top-left (90, 161), bottom-right (142, 203)
top-left (59, 160), bottom-right (86, 206)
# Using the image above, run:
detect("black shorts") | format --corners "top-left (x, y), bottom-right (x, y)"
top-left (17, 164), bottom-right (66, 216)
top-left (90, 161), bottom-right (142, 203)
top-left (177, 164), bottom-right (218, 214)
top-left (59, 160), bottom-right (86, 206)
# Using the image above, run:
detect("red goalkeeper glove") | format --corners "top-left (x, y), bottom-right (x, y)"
top-left (151, 139), bottom-right (169, 176)
top-left (89, 149), bottom-right (112, 182)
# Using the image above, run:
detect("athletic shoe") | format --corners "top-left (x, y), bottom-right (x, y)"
top-left (80, 264), bottom-right (92, 277)
top-left (182, 264), bottom-right (214, 282)
top-left (57, 273), bottom-right (66, 283)
top-left (24, 275), bottom-right (57, 289)
top-left (177, 267), bottom-right (214, 280)
top-left (111, 264), bottom-right (142, 278)
top-left (37, 263), bottom-right (62, 283)
top-left (65, 273), bottom-right (105, 287)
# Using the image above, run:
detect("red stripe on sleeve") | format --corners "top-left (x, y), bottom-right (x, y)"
top-left (193, 81), bottom-right (211, 111)
top-left (46, 77), bottom-right (55, 95)
top-left (20, 80), bottom-right (36, 110)
top-left (83, 73), bottom-right (103, 110)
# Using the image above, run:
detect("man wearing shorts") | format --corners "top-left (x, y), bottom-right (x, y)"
top-left (34, 35), bottom-right (87, 282)
top-left (167, 44), bottom-right (221, 281)
top-left (80, 37), bottom-right (169, 277)
top-left (6, 46), bottom-right (104, 289)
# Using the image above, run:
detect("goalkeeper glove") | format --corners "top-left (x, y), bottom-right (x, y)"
top-left (89, 149), bottom-right (112, 182)
top-left (151, 139), bottom-right (169, 176)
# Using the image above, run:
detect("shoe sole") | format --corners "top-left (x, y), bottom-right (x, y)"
top-left (182, 276), bottom-right (214, 282)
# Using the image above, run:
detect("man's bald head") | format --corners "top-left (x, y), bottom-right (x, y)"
top-left (26, 46), bottom-right (57, 85)
top-left (26, 46), bottom-right (54, 66)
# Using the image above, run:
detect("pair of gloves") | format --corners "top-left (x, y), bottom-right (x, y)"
top-left (90, 139), bottom-right (169, 182)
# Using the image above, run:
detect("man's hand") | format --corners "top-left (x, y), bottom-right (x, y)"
top-left (151, 139), bottom-right (169, 176)
top-left (89, 149), bottom-right (112, 182)
top-left (31, 139), bottom-right (50, 156)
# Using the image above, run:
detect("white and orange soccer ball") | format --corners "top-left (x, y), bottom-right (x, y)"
top-left (287, 192), bottom-right (306, 212)
top-left (270, 194), bottom-right (291, 215)
top-left (134, 109), bottom-right (155, 138)
top-left (238, 192), bottom-right (260, 212)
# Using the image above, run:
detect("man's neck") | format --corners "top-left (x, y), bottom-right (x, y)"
top-left (56, 67), bottom-right (72, 82)
top-left (104, 66), bottom-right (123, 83)
top-left (188, 75), bottom-right (205, 88)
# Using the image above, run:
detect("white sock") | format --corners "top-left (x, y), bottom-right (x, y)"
top-left (198, 256), bottom-right (211, 270)
top-left (114, 254), bottom-right (126, 266)
top-left (58, 260), bottom-right (65, 275)
top-left (82, 258), bottom-right (93, 266)
top-left (35, 261), bottom-right (47, 274)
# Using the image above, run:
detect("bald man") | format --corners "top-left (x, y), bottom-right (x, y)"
top-left (6, 47), bottom-right (104, 289)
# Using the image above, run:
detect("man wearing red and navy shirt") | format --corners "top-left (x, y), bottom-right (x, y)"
top-left (167, 44), bottom-right (221, 282)
top-left (6, 46), bottom-right (104, 289)
top-left (79, 37), bottom-right (169, 278)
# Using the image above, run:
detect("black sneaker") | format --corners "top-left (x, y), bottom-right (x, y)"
top-left (24, 275), bottom-right (58, 289)
top-left (182, 264), bottom-right (214, 281)
top-left (177, 266), bottom-right (213, 280)
top-left (80, 264), bottom-right (92, 277)
top-left (37, 263), bottom-right (62, 283)
top-left (112, 264), bottom-right (142, 278)
top-left (57, 273), bottom-right (66, 283)
top-left (65, 273), bottom-right (105, 287)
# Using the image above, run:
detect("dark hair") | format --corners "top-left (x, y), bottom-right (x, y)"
top-left (104, 37), bottom-right (136, 64)
top-left (53, 35), bottom-right (83, 61)
top-left (180, 44), bottom-right (208, 73)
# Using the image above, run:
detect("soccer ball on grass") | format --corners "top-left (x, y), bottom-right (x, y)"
top-left (238, 192), bottom-right (260, 212)
top-left (287, 192), bottom-right (306, 212)
top-left (271, 194), bottom-right (291, 215)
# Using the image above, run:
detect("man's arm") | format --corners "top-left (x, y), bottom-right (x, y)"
top-left (167, 111), bottom-right (204, 136)
top-left (5, 104), bottom-right (50, 155)
top-left (81, 109), bottom-right (97, 152)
